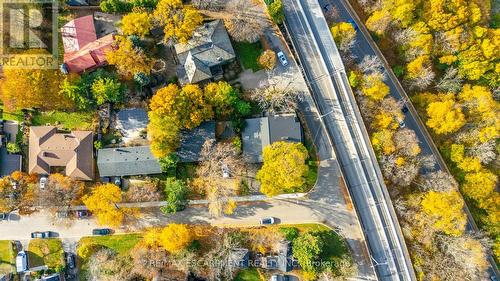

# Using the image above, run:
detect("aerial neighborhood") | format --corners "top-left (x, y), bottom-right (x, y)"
top-left (0, 0), bottom-right (498, 281)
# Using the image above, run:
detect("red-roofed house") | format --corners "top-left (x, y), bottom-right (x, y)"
top-left (61, 15), bottom-right (115, 73)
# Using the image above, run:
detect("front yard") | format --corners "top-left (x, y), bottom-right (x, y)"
top-left (234, 268), bottom-right (263, 281)
top-left (0, 240), bottom-right (16, 275)
top-left (233, 41), bottom-right (264, 72)
top-left (28, 239), bottom-right (64, 269)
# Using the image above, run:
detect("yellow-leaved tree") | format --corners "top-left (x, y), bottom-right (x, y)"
top-left (462, 171), bottom-right (497, 202)
top-left (159, 224), bottom-right (193, 254)
top-left (360, 74), bottom-right (390, 101)
top-left (82, 183), bottom-right (125, 227)
top-left (121, 11), bottom-right (152, 37)
top-left (330, 22), bottom-right (357, 51)
top-left (365, 10), bottom-right (391, 35)
top-left (426, 94), bottom-right (465, 134)
top-left (420, 191), bottom-right (467, 236)
top-left (258, 50), bottom-right (277, 70)
top-left (106, 36), bottom-right (152, 79)
top-left (256, 141), bottom-right (309, 197)
top-left (153, 0), bottom-right (203, 44)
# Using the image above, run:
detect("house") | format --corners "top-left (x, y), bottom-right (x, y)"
top-left (174, 20), bottom-right (236, 85)
top-left (242, 114), bottom-right (303, 163)
top-left (260, 241), bottom-right (293, 272)
top-left (230, 248), bottom-right (250, 268)
top-left (61, 15), bottom-right (116, 73)
top-left (41, 273), bottom-right (61, 281)
top-left (0, 148), bottom-right (22, 177)
top-left (177, 121), bottom-right (216, 163)
top-left (97, 146), bottom-right (162, 177)
top-left (28, 126), bottom-right (94, 180)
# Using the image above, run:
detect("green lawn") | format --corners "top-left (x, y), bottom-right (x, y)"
top-left (0, 241), bottom-right (16, 274)
top-left (32, 110), bottom-right (94, 130)
top-left (234, 268), bottom-right (262, 281)
top-left (78, 234), bottom-right (142, 280)
top-left (233, 41), bottom-right (263, 72)
top-left (28, 239), bottom-right (64, 269)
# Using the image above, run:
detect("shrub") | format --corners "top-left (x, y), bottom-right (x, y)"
top-left (279, 227), bottom-right (299, 241)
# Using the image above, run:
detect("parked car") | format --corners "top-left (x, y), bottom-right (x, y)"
top-left (222, 164), bottom-right (230, 178)
top-left (113, 176), bottom-right (122, 187)
top-left (76, 210), bottom-right (91, 218)
top-left (56, 211), bottom-right (69, 219)
top-left (31, 231), bottom-right (52, 238)
top-left (92, 228), bottom-right (111, 235)
top-left (277, 51), bottom-right (289, 66)
top-left (0, 213), bottom-right (7, 220)
top-left (39, 176), bottom-right (48, 189)
top-left (101, 177), bottom-right (110, 183)
top-left (65, 252), bottom-right (75, 269)
top-left (260, 217), bottom-right (276, 225)
top-left (399, 120), bottom-right (406, 128)
top-left (16, 251), bottom-right (28, 273)
top-left (401, 105), bottom-right (409, 113)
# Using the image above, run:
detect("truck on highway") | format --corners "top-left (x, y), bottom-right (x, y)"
top-left (16, 251), bottom-right (28, 272)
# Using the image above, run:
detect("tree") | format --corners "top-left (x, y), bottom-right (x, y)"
top-left (435, 67), bottom-right (462, 93)
top-left (159, 224), bottom-right (193, 254)
top-left (106, 36), bottom-right (152, 79)
top-left (258, 50), bottom-right (277, 70)
top-left (37, 173), bottom-right (84, 211)
top-left (0, 172), bottom-right (37, 214)
top-left (418, 171), bottom-right (456, 192)
top-left (360, 74), bottom-right (390, 101)
top-left (256, 141), bottom-right (309, 197)
top-left (197, 139), bottom-right (244, 217)
top-left (250, 70), bottom-right (303, 113)
top-left (203, 81), bottom-right (240, 117)
top-left (358, 55), bottom-right (383, 75)
top-left (1, 66), bottom-right (72, 111)
top-left (405, 55), bottom-right (435, 89)
top-left (225, 0), bottom-right (268, 43)
top-left (91, 77), bottom-right (124, 105)
top-left (147, 113), bottom-right (180, 158)
top-left (420, 191), bottom-right (467, 236)
top-left (462, 171), bottom-right (497, 201)
top-left (124, 182), bottom-right (162, 202)
top-left (192, 0), bottom-right (224, 11)
top-left (6, 143), bottom-right (20, 154)
top-left (426, 95), bottom-right (465, 135)
top-left (161, 178), bottom-right (187, 213)
top-left (393, 128), bottom-right (421, 157)
top-left (100, 0), bottom-right (133, 13)
top-left (87, 248), bottom-right (132, 281)
top-left (121, 11), bottom-right (152, 37)
top-left (158, 153), bottom-right (179, 175)
top-left (153, 0), bottom-right (203, 44)
top-left (365, 10), bottom-right (391, 35)
top-left (330, 22), bottom-right (357, 52)
top-left (82, 183), bottom-right (125, 227)
top-left (293, 232), bottom-right (323, 274)
top-left (268, 0), bottom-right (284, 24)
top-left (203, 230), bottom-right (243, 280)
top-left (149, 83), bottom-right (213, 130)
top-left (130, 242), bottom-right (168, 280)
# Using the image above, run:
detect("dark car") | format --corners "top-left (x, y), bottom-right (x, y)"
top-left (66, 252), bottom-right (75, 269)
top-left (348, 19), bottom-right (359, 31)
top-left (401, 105), bottom-right (409, 113)
top-left (92, 228), bottom-right (111, 235)
top-left (31, 231), bottom-right (52, 238)
top-left (0, 213), bottom-right (7, 220)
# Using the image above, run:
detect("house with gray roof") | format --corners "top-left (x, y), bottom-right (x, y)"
top-left (177, 121), bottom-right (216, 163)
top-left (0, 148), bottom-right (22, 177)
top-left (174, 20), bottom-right (236, 85)
top-left (242, 114), bottom-right (303, 163)
top-left (97, 146), bottom-right (161, 177)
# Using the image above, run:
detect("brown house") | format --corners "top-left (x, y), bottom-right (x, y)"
top-left (29, 126), bottom-right (94, 181)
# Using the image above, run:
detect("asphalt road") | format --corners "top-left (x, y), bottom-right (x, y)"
top-left (322, 0), bottom-right (499, 278)
top-left (282, 0), bottom-right (415, 280)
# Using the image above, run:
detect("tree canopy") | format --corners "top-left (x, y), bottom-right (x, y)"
top-left (153, 0), bottom-right (203, 44)
top-left (82, 183), bottom-right (125, 227)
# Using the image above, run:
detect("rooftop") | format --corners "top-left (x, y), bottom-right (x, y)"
top-left (177, 121), bottom-right (216, 162)
top-left (97, 146), bottom-right (161, 177)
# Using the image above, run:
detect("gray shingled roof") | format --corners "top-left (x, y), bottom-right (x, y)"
top-left (0, 147), bottom-right (22, 177)
top-left (174, 20), bottom-right (236, 84)
top-left (97, 146), bottom-right (161, 177)
top-left (242, 114), bottom-right (303, 163)
top-left (177, 121), bottom-right (216, 163)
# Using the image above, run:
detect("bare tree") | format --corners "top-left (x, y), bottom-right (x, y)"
top-left (203, 230), bottom-right (242, 280)
top-left (87, 248), bottom-right (132, 281)
top-left (224, 0), bottom-right (268, 43)
top-left (407, 66), bottom-right (435, 90)
top-left (418, 171), bottom-right (456, 192)
top-left (131, 243), bottom-right (169, 280)
top-left (436, 67), bottom-right (463, 93)
top-left (250, 70), bottom-right (304, 113)
top-left (124, 181), bottom-right (162, 202)
top-left (393, 128), bottom-right (421, 157)
top-left (37, 173), bottom-right (84, 213)
top-left (380, 155), bottom-right (420, 187)
top-left (468, 140), bottom-right (497, 164)
top-left (358, 55), bottom-right (384, 75)
top-left (197, 139), bottom-right (245, 217)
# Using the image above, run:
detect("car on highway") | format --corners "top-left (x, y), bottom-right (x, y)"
top-left (31, 231), bottom-right (52, 239)
top-left (65, 252), bottom-right (75, 269)
top-left (39, 176), bottom-right (48, 189)
top-left (260, 217), bottom-right (276, 225)
top-left (277, 51), bottom-right (289, 66)
top-left (401, 104), bottom-right (409, 113)
top-left (399, 120), bottom-right (406, 128)
top-left (92, 228), bottom-right (111, 235)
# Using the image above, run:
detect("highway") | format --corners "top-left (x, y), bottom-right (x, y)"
top-left (319, 0), bottom-right (500, 278)
top-left (283, 0), bottom-right (415, 280)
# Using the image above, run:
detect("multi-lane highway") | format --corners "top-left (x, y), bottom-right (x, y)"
top-left (283, 0), bottom-right (415, 280)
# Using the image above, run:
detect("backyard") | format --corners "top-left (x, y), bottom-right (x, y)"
top-left (31, 110), bottom-right (95, 131)
top-left (233, 41), bottom-right (264, 72)
top-left (28, 238), bottom-right (64, 269)
top-left (234, 268), bottom-right (263, 281)
top-left (0, 240), bottom-right (16, 275)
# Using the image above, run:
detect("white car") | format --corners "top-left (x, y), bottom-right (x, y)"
top-left (277, 51), bottom-right (289, 66)
top-left (222, 164), bottom-right (230, 178)
top-left (39, 176), bottom-right (48, 189)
